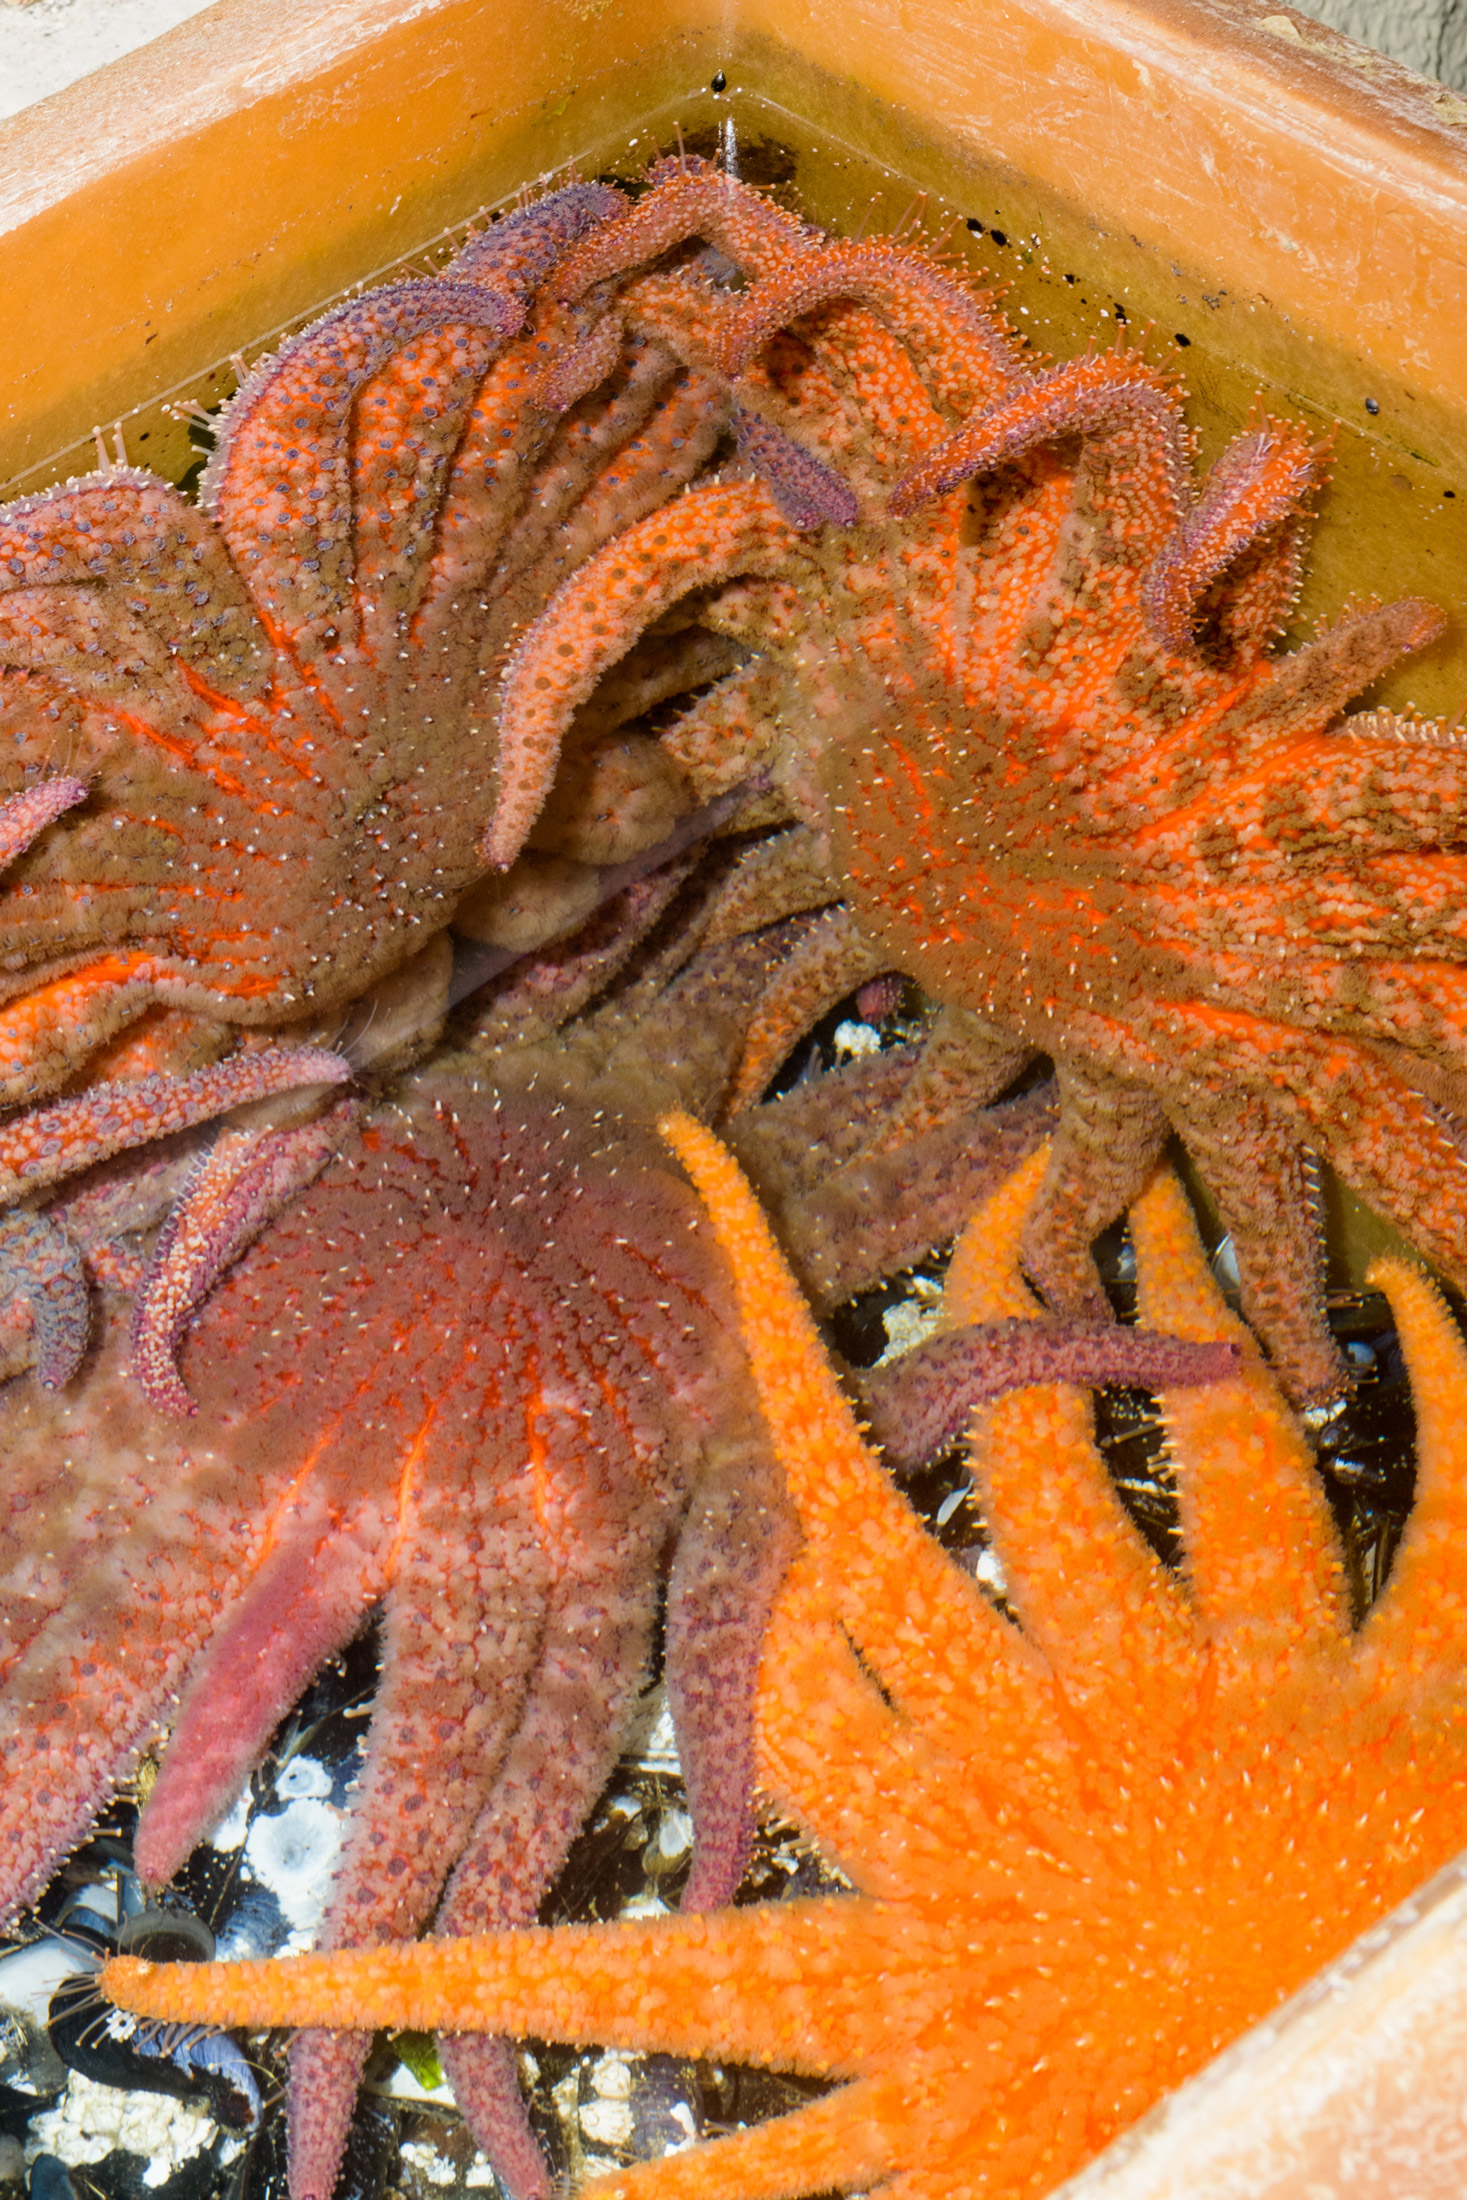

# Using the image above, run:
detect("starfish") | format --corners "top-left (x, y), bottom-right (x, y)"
top-left (107, 1114), bottom-right (1467, 2200)
top-left (484, 155), bottom-right (1467, 1401)
top-left (1, 852), bottom-right (1225, 2200)
top-left (0, 178), bottom-right (762, 1386)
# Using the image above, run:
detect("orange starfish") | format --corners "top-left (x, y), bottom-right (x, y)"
top-left (104, 1116), bottom-right (1467, 2199)
top-left (487, 157), bottom-right (1467, 1400)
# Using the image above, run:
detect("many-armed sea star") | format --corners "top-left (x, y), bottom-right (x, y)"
top-left (483, 157), bottom-right (1467, 1401)
top-left (0, 857), bottom-right (1226, 2200)
top-left (107, 1116), bottom-right (1467, 2198)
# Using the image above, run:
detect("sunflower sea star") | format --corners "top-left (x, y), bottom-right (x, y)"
top-left (107, 1116), bottom-right (1467, 2199)
top-left (0, 852), bottom-right (1220, 2200)
top-left (484, 157), bottom-right (1467, 1401)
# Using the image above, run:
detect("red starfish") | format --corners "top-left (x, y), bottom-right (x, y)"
top-left (487, 157), bottom-right (1466, 1401)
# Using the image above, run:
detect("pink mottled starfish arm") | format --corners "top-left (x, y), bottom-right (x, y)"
top-left (1140, 422), bottom-right (1320, 653)
top-left (1128, 1167), bottom-right (1349, 1682)
top-left (889, 352), bottom-right (1190, 529)
top-left (131, 1105), bottom-right (353, 1416)
top-left (0, 1044), bottom-right (350, 1203)
top-left (0, 778), bottom-right (87, 868)
top-left (658, 1110), bottom-right (1062, 1770)
top-left (487, 481), bottom-right (795, 868)
top-left (135, 1487), bottom-right (389, 1886)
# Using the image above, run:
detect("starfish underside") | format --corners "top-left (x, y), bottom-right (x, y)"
top-left (108, 1119), bottom-right (1467, 2200)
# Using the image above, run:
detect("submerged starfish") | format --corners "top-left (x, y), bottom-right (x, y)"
top-left (4, 855), bottom-right (1224, 2200)
top-left (483, 157), bottom-right (1467, 1400)
top-left (108, 1116), bottom-right (1467, 2198)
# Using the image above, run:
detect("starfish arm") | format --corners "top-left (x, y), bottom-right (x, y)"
top-left (699, 827), bottom-right (840, 949)
top-left (1165, 1082), bottom-right (1341, 1404)
top-left (889, 354), bottom-right (1190, 543)
top-left (728, 905), bottom-right (889, 1110)
top-left (0, 777), bottom-right (87, 868)
top-left (554, 161), bottom-right (816, 299)
top-left (853, 1005), bottom-right (1034, 1157)
top-left (110, 1898), bottom-right (900, 2074)
top-left (1137, 596), bottom-right (1445, 796)
top-left (1355, 1257), bottom-right (1467, 1685)
top-left (857, 1317), bottom-right (1238, 1470)
top-left (664, 1426), bottom-right (799, 1913)
top-left (0, 1043), bottom-right (350, 1203)
top-left (1127, 1168), bottom-right (1349, 1683)
top-left (130, 1106), bottom-right (353, 1416)
top-left (730, 407), bottom-right (860, 530)
top-left (0, 951), bottom-right (163, 1105)
top-left (718, 239), bottom-right (1022, 417)
top-left (1018, 1063), bottom-right (1169, 1317)
top-left (576, 2079), bottom-right (905, 2200)
top-left (203, 278), bottom-right (518, 675)
top-left (535, 310), bottom-right (626, 412)
top-left (133, 1485), bottom-right (389, 1886)
top-left (450, 182), bottom-right (630, 300)
top-left (658, 1111), bottom-right (1060, 1767)
top-left (941, 1144), bottom-right (1199, 1705)
top-left (774, 1085), bottom-right (1058, 1309)
top-left (757, 1549), bottom-right (1084, 1903)
top-left (0, 1206), bottom-right (89, 1389)
top-left (656, 661), bottom-right (787, 810)
top-left (1139, 422), bottom-right (1320, 654)
top-left (0, 475), bottom-right (271, 694)
top-left (487, 481), bottom-right (795, 869)
top-left (348, 319), bottom-right (518, 659)
top-left (426, 1516), bottom-right (666, 2200)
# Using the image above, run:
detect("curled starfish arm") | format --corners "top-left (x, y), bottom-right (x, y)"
top-left (1139, 421), bottom-right (1321, 653)
top-left (554, 161), bottom-right (815, 299)
top-left (450, 182), bottom-right (628, 309)
top-left (488, 480), bottom-right (795, 868)
top-left (0, 777), bottom-right (87, 867)
top-left (718, 237), bottom-right (1022, 415)
top-left (0, 1043), bottom-right (350, 1203)
top-left (0, 1206), bottom-right (89, 1389)
top-left (727, 905), bottom-right (889, 1110)
top-left (889, 352), bottom-right (1190, 533)
top-left (131, 1104), bottom-right (356, 1416)
top-left (1128, 1167), bottom-right (1349, 1680)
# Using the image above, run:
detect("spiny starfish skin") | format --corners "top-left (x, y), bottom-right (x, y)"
top-left (0, 179), bottom-right (749, 1349)
top-left (0, 870), bottom-right (1123, 2200)
top-left (486, 157), bottom-right (1467, 1400)
top-left (109, 1116), bottom-right (1467, 2200)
